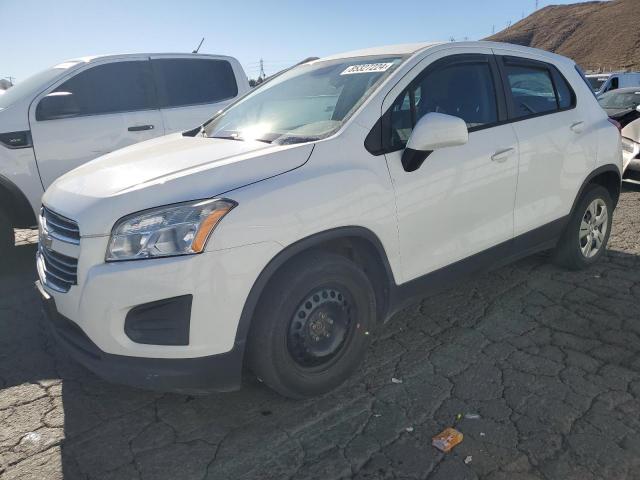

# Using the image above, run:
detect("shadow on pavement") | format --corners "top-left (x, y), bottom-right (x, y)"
top-left (1, 211), bottom-right (640, 479)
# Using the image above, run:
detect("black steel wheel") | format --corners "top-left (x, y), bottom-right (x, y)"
top-left (287, 287), bottom-right (354, 369)
top-left (247, 251), bottom-right (376, 399)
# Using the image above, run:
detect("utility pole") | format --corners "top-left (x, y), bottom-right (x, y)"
top-left (492, 24), bottom-right (495, 35)
top-left (535, 0), bottom-right (539, 10)
top-left (259, 58), bottom-right (266, 80)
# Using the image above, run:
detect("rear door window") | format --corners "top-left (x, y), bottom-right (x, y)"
top-left (36, 60), bottom-right (156, 120)
top-left (502, 58), bottom-right (576, 119)
top-left (504, 64), bottom-right (557, 118)
top-left (152, 58), bottom-right (238, 108)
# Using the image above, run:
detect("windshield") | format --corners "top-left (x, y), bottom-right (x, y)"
top-left (0, 61), bottom-right (81, 110)
top-left (598, 90), bottom-right (640, 110)
top-left (203, 55), bottom-right (404, 145)
top-left (587, 76), bottom-right (608, 92)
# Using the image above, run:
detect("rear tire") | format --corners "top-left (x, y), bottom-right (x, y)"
top-left (0, 208), bottom-right (14, 254)
top-left (247, 251), bottom-right (376, 399)
top-left (554, 184), bottom-right (613, 270)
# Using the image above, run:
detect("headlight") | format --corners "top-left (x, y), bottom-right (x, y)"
top-left (106, 198), bottom-right (236, 261)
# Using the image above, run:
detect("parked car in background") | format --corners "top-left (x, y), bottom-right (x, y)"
top-left (37, 41), bottom-right (621, 399)
top-left (0, 53), bottom-right (249, 251)
top-left (586, 72), bottom-right (640, 96)
top-left (599, 87), bottom-right (640, 180)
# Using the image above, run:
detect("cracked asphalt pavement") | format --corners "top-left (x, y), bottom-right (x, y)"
top-left (1, 183), bottom-right (640, 480)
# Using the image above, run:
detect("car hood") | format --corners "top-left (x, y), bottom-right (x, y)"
top-left (43, 132), bottom-right (314, 236)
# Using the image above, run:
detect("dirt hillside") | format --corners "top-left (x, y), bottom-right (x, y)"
top-left (486, 0), bottom-right (640, 71)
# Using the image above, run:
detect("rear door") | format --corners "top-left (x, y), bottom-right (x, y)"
top-left (151, 57), bottom-right (240, 133)
top-left (493, 52), bottom-right (596, 240)
top-left (29, 58), bottom-right (165, 188)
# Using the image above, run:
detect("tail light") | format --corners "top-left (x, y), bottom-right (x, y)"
top-left (608, 118), bottom-right (622, 133)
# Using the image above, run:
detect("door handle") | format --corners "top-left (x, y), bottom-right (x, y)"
top-left (128, 124), bottom-right (154, 132)
top-left (491, 147), bottom-right (515, 163)
top-left (570, 121), bottom-right (585, 133)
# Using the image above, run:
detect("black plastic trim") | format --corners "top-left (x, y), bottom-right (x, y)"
top-left (234, 226), bottom-right (397, 347)
top-left (0, 130), bottom-right (33, 149)
top-left (0, 174), bottom-right (37, 228)
top-left (37, 282), bottom-right (241, 394)
top-left (401, 148), bottom-right (432, 172)
top-left (388, 215), bottom-right (569, 316)
top-left (568, 164), bottom-right (622, 214)
top-left (125, 295), bottom-right (192, 346)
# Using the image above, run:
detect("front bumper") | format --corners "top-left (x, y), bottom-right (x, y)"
top-left (37, 280), bottom-right (243, 394)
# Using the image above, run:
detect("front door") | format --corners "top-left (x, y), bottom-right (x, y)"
top-left (383, 52), bottom-right (519, 282)
top-left (29, 58), bottom-right (165, 189)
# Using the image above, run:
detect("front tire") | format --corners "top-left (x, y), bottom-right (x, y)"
top-left (0, 208), bottom-right (14, 254)
top-left (247, 251), bottom-right (376, 399)
top-left (554, 184), bottom-right (613, 270)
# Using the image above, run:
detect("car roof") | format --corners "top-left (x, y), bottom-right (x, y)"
top-left (318, 41), bottom-right (574, 65)
top-left (57, 52), bottom-right (237, 65)
top-left (320, 42), bottom-right (444, 61)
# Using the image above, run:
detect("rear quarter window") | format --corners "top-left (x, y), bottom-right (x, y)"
top-left (152, 58), bottom-right (238, 108)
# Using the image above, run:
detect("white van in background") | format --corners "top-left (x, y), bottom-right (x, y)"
top-left (0, 53), bottom-right (249, 251)
top-left (587, 72), bottom-right (640, 96)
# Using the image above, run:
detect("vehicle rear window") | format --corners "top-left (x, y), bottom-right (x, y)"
top-left (36, 61), bottom-right (156, 120)
top-left (152, 58), bottom-right (238, 108)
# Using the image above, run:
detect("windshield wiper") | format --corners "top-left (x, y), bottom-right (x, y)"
top-left (210, 135), bottom-right (273, 144)
top-left (210, 135), bottom-right (244, 142)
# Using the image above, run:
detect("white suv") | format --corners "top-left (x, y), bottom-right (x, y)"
top-left (36, 42), bottom-right (622, 398)
top-left (0, 53), bottom-right (249, 251)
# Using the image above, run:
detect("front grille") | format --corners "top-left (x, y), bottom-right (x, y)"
top-left (41, 206), bottom-right (80, 244)
top-left (37, 247), bottom-right (78, 293)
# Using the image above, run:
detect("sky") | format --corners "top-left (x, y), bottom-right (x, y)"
top-left (1, 0), bottom-right (600, 84)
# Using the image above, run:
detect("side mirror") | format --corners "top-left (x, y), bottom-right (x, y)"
top-left (36, 92), bottom-right (80, 121)
top-left (402, 113), bottom-right (469, 172)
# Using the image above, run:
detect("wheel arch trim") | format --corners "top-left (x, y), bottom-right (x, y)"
top-left (569, 164), bottom-right (621, 218)
top-left (0, 174), bottom-right (37, 228)
top-left (233, 226), bottom-right (397, 349)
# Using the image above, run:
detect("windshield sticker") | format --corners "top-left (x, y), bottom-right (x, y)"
top-left (341, 63), bottom-right (394, 75)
